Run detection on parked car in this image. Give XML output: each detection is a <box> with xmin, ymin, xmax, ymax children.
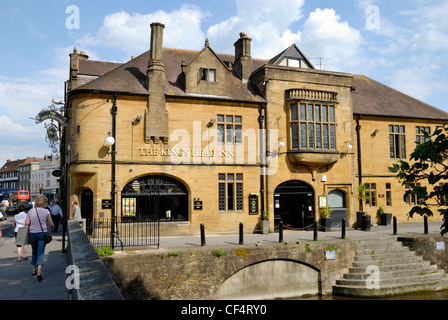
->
<box><xmin>5</xmin><ymin>205</ymin><xmax>17</xmax><ymax>216</ymax></box>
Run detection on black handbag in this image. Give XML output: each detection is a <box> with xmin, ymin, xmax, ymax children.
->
<box><xmin>35</xmin><ymin>208</ymin><xmax>52</xmax><ymax>244</ymax></box>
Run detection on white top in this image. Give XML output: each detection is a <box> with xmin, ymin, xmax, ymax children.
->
<box><xmin>14</xmin><ymin>212</ymin><xmax>28</xmax><ymax>232</ymax></box>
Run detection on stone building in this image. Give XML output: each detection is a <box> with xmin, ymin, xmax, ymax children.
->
<box><xmin>64</xmin><ymin>22</ymin><xmax>448</xmax><ymax>235</ymax></box>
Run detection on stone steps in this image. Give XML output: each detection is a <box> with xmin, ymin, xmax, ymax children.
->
<box><xmin>333</xmin><ymin>237</ymin><xmax>448</xmax><ymax>298</ymax></box>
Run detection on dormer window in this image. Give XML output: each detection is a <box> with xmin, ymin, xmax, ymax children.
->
<box><xmin>200</xmin><ymin>68</ymin><xmax>216</xmax><ymax>82</ymax></box>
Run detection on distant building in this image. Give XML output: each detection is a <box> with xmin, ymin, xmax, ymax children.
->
<box><xmin>29</xmin><ymin>157</ymin><xmax>60</xmax><ymax>203</ymax></box>
<box><xmin>0</xmin><ymin>158</ymin><xmax>43</xmax><ymax>202</ymax></box>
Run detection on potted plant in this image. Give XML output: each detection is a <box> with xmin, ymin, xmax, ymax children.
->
<box><xmin>320</xmin><ymin>205</ymin><xmax>332</xmax><ymax>232</ymax></box>
<box><xmin>262</xmin><ymin>210</ymin><xmax>270</xmax><ymax>234</ymax></box>
<box><xmin>378</xmin><ymin>206</ymin><xmax>393</xmax><ymax>226</ymax></box>
<box><xmin>356</xmin><ymin>183</ymin><xmax>370</xmax><ymax>229</ymax></box>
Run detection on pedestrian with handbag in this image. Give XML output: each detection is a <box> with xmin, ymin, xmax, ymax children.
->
<box><xmin>25</xmin><ymin>195</ymin><xmax>54</xmax><ymax>282</ymax></box>
<box><xmin>12</xmin><ymin>205</ymin><xmax>29</xmax><ymax>262</ymax></box>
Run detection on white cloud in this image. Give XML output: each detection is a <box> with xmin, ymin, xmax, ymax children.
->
<box><xmin>0</xmin><ymin>46</ymin><xmax>70</xmax><ymax>166</ymax></box>
<box><xmin>77</xmin><ymin>4</ymin><xmax>207</xmax><ymax>58</ymax></box>
<box><xmin>299</xmin><ymin>8</ymin><xmax>362</xmax><ymax>71</ymax></box>
<box><xmin>206</xmin><ymin>0</ymin><xmax>305</xmax><ymax>59</ymax></box>
<box><xmin>0</xmin><ymin>114</ymin><xmax>49</xmax><ymax>167</ymax></box>
<box><xmin>363</xmin><ymin>1</ymin><xmax>448</xmax><ymax>109</ymax></box>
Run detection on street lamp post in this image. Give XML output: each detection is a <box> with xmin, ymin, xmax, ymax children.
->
<box><xmin>109</xmin><ymin>94</ymin><xmax>118</xmax><ymax>249</ymax></box>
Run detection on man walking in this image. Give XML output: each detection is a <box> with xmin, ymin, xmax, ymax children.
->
<box><xmin>72</xmin><ymin>200</ymin><xmax>82</xmax><ymax>220</ymax></box>
<box><xmin>50</xmin><ymin>201</ymin><xmax>63</xmax><ymax>232</ymax></box>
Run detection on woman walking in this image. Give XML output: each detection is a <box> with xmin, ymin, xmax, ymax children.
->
<box><xmin>26</xmin><ymin>195</ymin><xmax>54</xmax><ymax>281</ymax></box>
<box><xmin>12</xmin><ymin>205</ymin><xmax>29</xmax><ymax>261</ymax></box>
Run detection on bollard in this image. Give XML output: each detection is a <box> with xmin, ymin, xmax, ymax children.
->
<box><xmin>239</xmin><ymin>222</ymin><xmax>244</xmax><ymax>245</ymax></box>
<box><xmin>424</xmin><ymin>216</ymin><xmax>428</xmax><ymax>234</ymax></box>
<box><xmin>279</xmin><ymin>221</ymin><xmax>284</xmax><ymax>243</ymax></box>
<box><xmin>313</xmin><ymin>220</ymin><xmax>318</xmax><ymax>241</ymax></box>
<box><xmin>200</xmin><ymin>224</ymin><xmax>206</xmax><ymax>246</ymax></box>
<box><xmin>393</xmin><ymin>216</ymin><xmax>397</xmax><ymax>235</ymax></box>
<box><xmin>341</xmin><ymin>218</ymin><xmax>346</xmax><ymax>239</ymax></box>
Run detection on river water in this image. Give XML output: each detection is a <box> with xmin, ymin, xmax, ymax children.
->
<box><xmin>291</xmin><ymin>290</ymin><xmax>448</xmax><ymax>300</ymax></box>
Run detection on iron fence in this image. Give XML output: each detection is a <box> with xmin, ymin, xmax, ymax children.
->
<box><xmin>86</xmin><ymin>217</ymin><xmax>159</xmax><ymax>249</ymax></box>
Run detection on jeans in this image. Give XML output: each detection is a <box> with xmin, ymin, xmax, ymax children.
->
<box><xmin>29</xmin><ymin>232</ymin><xmax>46</xmax><ymax>266</ymax></box>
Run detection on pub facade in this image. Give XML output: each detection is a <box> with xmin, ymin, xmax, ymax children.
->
<box><xmin>64</xmin><ymin>22</ymin><xmax>447</xmax><ymax>235</ymax></box>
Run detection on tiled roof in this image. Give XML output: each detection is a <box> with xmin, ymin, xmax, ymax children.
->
<box><xmin>352</xmin><ymin>75</ymin><xmax>448</xmax><ymax>120</ymax></box>
<box><xmin>0</xmin><ymin>158</ymin><xmax>43</xmax><ymax>173</ymax></box>
<box><xmin>78</xmin><ymin>60</ymin><xmax>123</xmax><ymax>77</ymax></box>
<box><xmin>69</xmin><ymin>48</ymin><xmax>448</xmax><ymax>120</ymax></box>
<box><xmin>71</xmin><ymin>48</ymin><xmax>266</xmax><ymax>103</ymax></box>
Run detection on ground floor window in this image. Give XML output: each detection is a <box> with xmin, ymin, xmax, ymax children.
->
<box><xmin>365</xmin><ymin>183</ymin><xmax>377</xmax><ymax>207</ymax></box>
<box><xmin>386</xmin><ymin>183</ymin><xmax>392</xmax><ymax>207</ymax></box>
<box><xmin>405</xmin><ymin>183</ymin><xmax>422</xmax><ymax>206</ymax></box>
<box><xmin>121</xmin><ymin>175</ymin><xmax>188</xmax><ymax>221</ymax></box>
<box><xmin>219</xmin><ymin>173</ymin><xmax>243</xmax><ymax>211</ymax></box>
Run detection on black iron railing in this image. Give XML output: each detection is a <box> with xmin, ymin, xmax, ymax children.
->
<box><xmin>86</xmin><ymin>217</ymin><xmax>159</xmax><ymax>249</ymax></box>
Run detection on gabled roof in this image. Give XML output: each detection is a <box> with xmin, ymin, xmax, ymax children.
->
<box><xmin>71</xmin><ymin>48</ymin><xmax>266</xmax><ymax>103</ymax></box>
<box><xmin>268</xmin><ymin>44</ymin><xmax>315</xmax><ymax>69</ymax></box>
<box><xmin>68</xmin><ymin>46</ymin><xmax>448</xmax><ymax>120</ymax></box>
<box><xmin>352</xmin><ymin>75</ymin><xmax>448</xmax><ymax>121</ymax></box>
<box><xmin>184</xmin><ymin>40</ymin><xmax>232</xmax><ymax>72</ymax></box>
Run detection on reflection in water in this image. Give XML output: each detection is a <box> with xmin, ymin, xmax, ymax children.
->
<box><xmin>290</xmin><ymin>290</ymin><xmax>448</xmax><ymax>300</ymax></box>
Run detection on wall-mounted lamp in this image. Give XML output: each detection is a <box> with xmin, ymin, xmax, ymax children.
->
<box><xmin>132</xmin><ymin>115</ymin><xmax>142</xmax><ymax>125</ymax></box>
<box><xmin>268</xmin><ymin>138</ymin><xmax>287</xmax><ymax>157</ymax></box>
<box><xmin>105</xmin><ymin>134</ymin><xmax>115</xmax><ymax>154</ymax></box>
<box><xmin>341</xmin><ymin>141</ymin><xmax>353</xmax><ymax>155</ymax></box>
<box><xmin>105</xmin><ymin>135</ymin><xmax>115</xmax><ymax>147</ymax></box>
<box><xmin>371</xmin><ymin>129</ymin><xmax>380</xmax><ymax>137</ymax></box>
<box><xmin>278</xmin><ymin>139</ymin><xmax>286</xmax><ymax>149</ymax></box>
<box><xmin>207</xmin><ymin>119</ymin><xmax>216</xmax><ymax>128</ymax></box>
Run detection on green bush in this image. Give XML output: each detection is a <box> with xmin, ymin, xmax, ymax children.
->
<box><xmin>212</xmin><ymin>248</ymin><xmax>227</xmax><ymax>258</ymax></box>
<box><xmin>95</xmin><ymin>246</ymin><xmax>114</xmax><ymax>257</ymax></box>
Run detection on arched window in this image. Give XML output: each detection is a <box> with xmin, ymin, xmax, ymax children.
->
<box><xmin>122</xmin><ymin>175</ymin><xmax>188</xmax><ymax>221</ymax></box>
<box><xmin>328</xmin><ymin>190</ymin><xmax>345</xmax><ymax>208</ymax></box>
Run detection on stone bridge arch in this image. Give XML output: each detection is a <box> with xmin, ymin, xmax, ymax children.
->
<box><xmin>103</xmin><ymin>241</ymin><xmax>356</xmax><ymax>300</ymax></box>
<box><xmin>217</xmin><ymin>259</ymin><xmax>321</xmax><ymax>300</ymax></box>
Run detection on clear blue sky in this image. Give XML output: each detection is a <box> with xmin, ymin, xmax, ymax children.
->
<box><xmin>0</xmin><ymin>0</ymin><xmax>447</xmax><ymax>166</ymax></box>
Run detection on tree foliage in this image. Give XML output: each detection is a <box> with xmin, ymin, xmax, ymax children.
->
<box><xmin>389</xmin><ymin>124</ymin><xmax>448</xmax><ymax>236</ymax></box>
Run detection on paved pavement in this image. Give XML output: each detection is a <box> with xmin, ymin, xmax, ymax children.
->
<box><xmin>0</xmin><ymin>219</ymin><xmax>69</xmax><ymax>300</ymax></box>
<box><xmin>0</xmin><ymin>215</ymin><xmax>445</xmax><ymax>300</ymax></box>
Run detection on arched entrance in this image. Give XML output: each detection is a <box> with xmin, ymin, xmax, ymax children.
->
<box><xmin>80</xmin><ymin>189</ymin><xmax>93</xmax><ymax>220</ymax></box>
<box><xmin>274</xmin><ymin>181</ymin><xmax>314</xmax><ymax>230</ymax></box>
<box><xmin>121</xmin><ymin>175</ymin><xmax>188</xmax><ymax>221</ymax></box>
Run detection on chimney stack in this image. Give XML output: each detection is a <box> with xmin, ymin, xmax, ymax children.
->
<box><xmin>234</xmin><ymin>32</ymin><xmax>253</xmax><ymax>83</ymax></box>
<box><xmin>145</xmin><ymin>22</ymin><xmax>169</xmax><ymax>144</ymax></box>
<box><xmin>68</xmin><ymin>47</ymin><xmax>89</xmax><ymax>91</ymax></box>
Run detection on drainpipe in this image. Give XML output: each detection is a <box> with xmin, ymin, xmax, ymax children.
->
<box><xmin>356</xmin><ymin>115</ymin><xmax>363</xmax><ymax>212</ymax></box>
<box><xmin>258</xmin><ymin>105</ymin><xmax>266</xmax><ymax>214</ymax></box>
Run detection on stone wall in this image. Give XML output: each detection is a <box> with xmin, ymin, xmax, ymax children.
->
<box><xmin>102</xmin><ymin>240</ymin><xmax>356</xmax><ymax>300</ymax></box>
<box><xmin>67</xmin><ymin>221</ymin><xmax>124</xmax><ymax>300</ymax></box>
<box><xmin>398</xmin><ymin>236</ymin><xmax>448</xmax><ymax>272</ymax></box>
